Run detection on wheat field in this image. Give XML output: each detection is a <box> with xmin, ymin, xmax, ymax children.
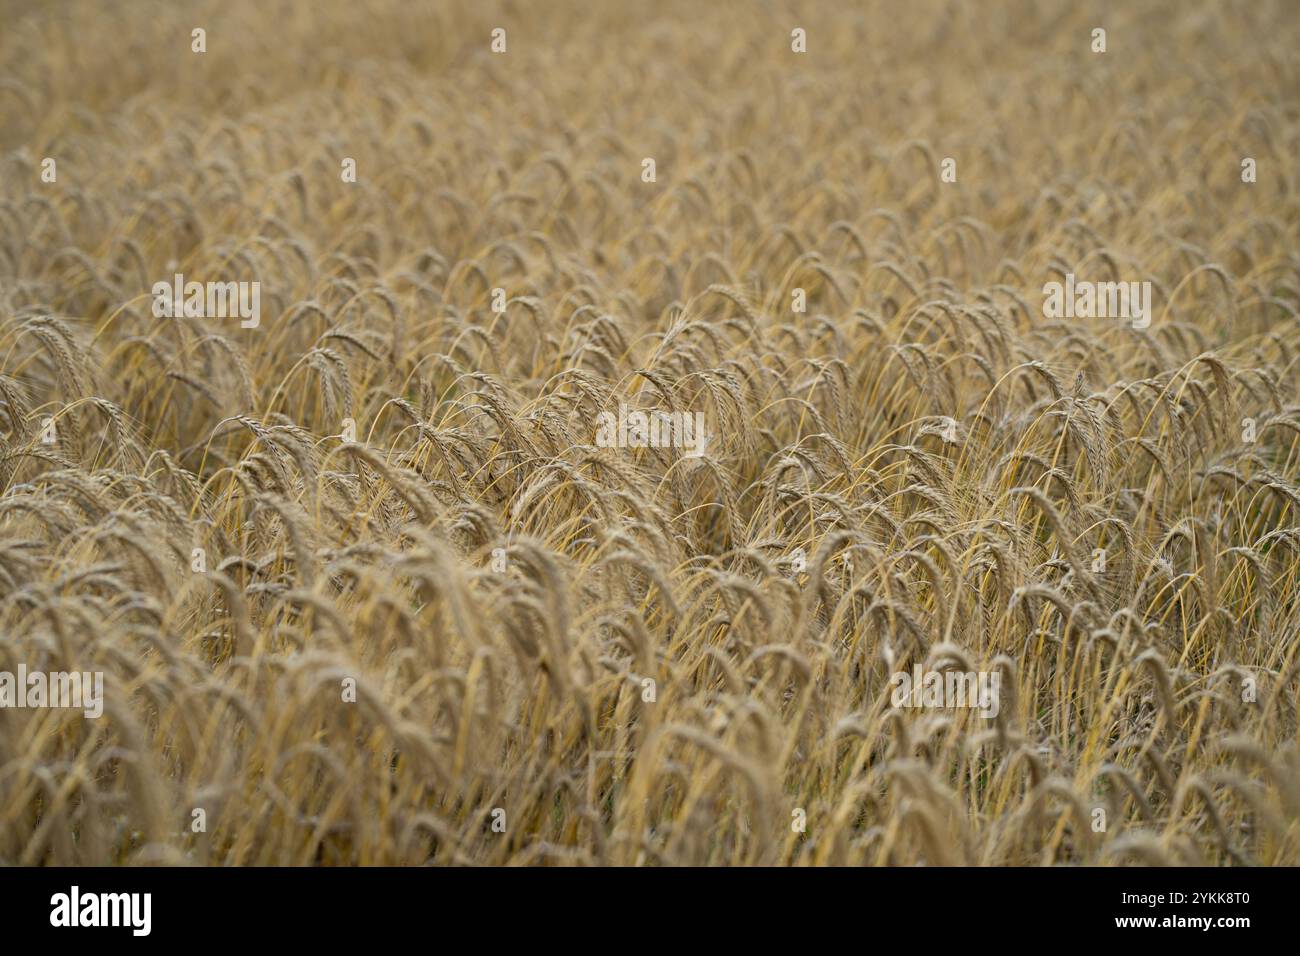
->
<box><xmin>0</xmin><ymin>0</ymin><xmax>1297</xmax><ymax>866</ymax></box>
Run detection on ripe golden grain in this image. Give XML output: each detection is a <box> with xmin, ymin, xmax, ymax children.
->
<box><xmin>0</xmin><ymin>0</ymin><xmax>1297</xmax><ymax>865</ymax></box>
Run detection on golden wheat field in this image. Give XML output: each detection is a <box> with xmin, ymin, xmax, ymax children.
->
<box><xmin>0</xmin><ymin>0</ymin><xmax>1297</xmax><ymax>867</ymax></box>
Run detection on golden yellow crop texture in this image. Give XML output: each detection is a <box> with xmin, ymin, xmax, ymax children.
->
<box><xmin>0</xmin><ymin>0</ymin><xmax>1296</xmax><ymax>865</ymax></box>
